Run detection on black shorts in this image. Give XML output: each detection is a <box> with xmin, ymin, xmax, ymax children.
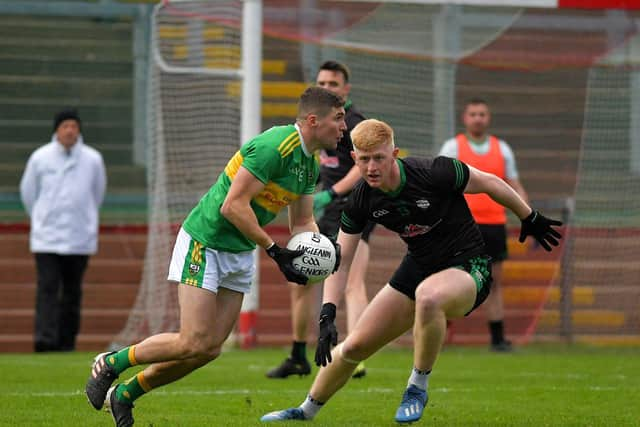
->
<box><xmin>478</xmin><ymin>224</ymin><xmax>508</xmax><ymax>262</ymax></box>
<box><xmin>317</xmin><ymin>197</ymin><xmax>375</xmax><ymax>243</ymax></box>
<box><xmin>389</xmin><ymin>252</ymin><xmax>493</xmax><ymax>316</ymax></box>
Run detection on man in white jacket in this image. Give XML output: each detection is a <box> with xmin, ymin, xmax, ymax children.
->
<box><xmin>20</xmin><ymin>108</ymin><xmax>106</xmax><ymax>352</ymax></box>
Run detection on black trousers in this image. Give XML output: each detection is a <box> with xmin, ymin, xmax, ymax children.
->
<box><xmin>33</xmin><ymin>253</ymin><xmax>89</xmax><ymax>352</ymax></box>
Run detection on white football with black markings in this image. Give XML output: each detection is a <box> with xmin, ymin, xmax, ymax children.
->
<box><xmin>286</xmin><ymin>232</ymin><xmax>336</xmax><ymax>284</ymax></box>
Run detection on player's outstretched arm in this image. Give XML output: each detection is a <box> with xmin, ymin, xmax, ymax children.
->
<box><xmin>323</xmin><ymin>230</ymin><xmax>359</xmax><ymax>305</ymax></box>
<box><xmin>465</xmin><ymin>165</ymin><xmax>531</xmax><ymax>219</ymax></box>
<box><xmin>314</xmin><ymin>231</ymin><xmax>359</xmax><ymax>366</ymax></box>
<box><xmin>465</xmin><ymin>165</ymin><xmax>562</xmax><ymax>251</ymax></box>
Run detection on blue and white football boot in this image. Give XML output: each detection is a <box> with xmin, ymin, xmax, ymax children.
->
<box><xmin>394</xmin><ymin>384</ymin><xmax>428</xmax><ymax>424</ymax></box>
<box><xmin>261</xmin><ymin>407</ymin><xmax>307</xmax><ymax>422</ymax></box>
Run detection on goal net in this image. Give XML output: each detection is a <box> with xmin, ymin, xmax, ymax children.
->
<box><xmin>112</xmin><ymin>0</ymin><xmax>245</xmax><ymax>347</ymax></box>
<box><xmin>114</xmin><ymin>0</ymin><xmax>640</xmax><ymax>348</ymax></box>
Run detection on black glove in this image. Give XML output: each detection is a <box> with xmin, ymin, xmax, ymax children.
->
<box><xmin>265</xmin><ymin>243</ymin><xmax>308</xmax><ymax>285</ymax></box>
<box><xmin>327</xmin><ymin>235</ymin><xmax>341</xmax><ymax>273</ymax></box>
<box><xmin>519</xmin><ymin>210</ymin><xmax>563</xmax><ymax>251</ymax></box>
<box><xmin>314</xmin><ymin>303</ymin><xmax>338</xmax><ymax>367</ymax></box>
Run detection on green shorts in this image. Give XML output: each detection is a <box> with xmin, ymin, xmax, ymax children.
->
<box><xmin>452</xmin><ymin>255</ymin><xmax>493</xmax><ymax>315</ymax></box>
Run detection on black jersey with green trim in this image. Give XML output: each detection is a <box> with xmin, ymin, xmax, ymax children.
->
<box><xmin>341</xmin><ymin>156</ymin><xmax>484</xmax><ymax>267</ymax></box>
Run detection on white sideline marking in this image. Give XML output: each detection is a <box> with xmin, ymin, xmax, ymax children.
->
<box><xmin>515</xmin><ymin>372</ymin><xmax>587</xmax><ymax>379</ymax></box>
<box><xmin>248</xmin><ymin>365</ymin><xmax>632</xmax><ymax>382</ymax></box>
<box><xmin>2</xmin><ymin>388</ymin><xmax>395</xmax><ymax>397</ymax></box>
<box><xmin>248</xmin><ymin>364</ymin><xmax>409</xmax><ymax>375</ymax></box>
<box><xmin>2</xmin><ymin>385</ymin><xmax>621</xmax><ymax>398</ymax></box>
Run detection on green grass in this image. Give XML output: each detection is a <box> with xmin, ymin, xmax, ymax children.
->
<box><xmin>0</xmin><ymin>345</ymin><xmax>638</xmax><ymax>426</ymax></box>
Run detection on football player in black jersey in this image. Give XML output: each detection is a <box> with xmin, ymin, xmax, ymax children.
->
<box><xmin>261</xmin><ymin>119</ymin><xmax>562</xmax><ymax>424</ymax></box>
<box><xmin>267</xmin><ymin>61</ymin><xmax>374</xmax><ymax>379</ymax></box>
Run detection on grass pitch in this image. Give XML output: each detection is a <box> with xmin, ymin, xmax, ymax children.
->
<box><xmin>0</xmin><ymin>345</ymin><xmax>638</xmax><ymax>426</ymax></box>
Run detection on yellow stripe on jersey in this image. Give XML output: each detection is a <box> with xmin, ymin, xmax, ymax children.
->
<box><xmin>224</xmin><ymin>151</ymin><xmax>244</xmax><ymax>179</ymax></box>
<box><xmin>279</xmin><ymin>135</ymin><xmax>300</xmax><ymax>156</ymax></box>
<box><xmin>277</xmin><ymin>131</ymin><xmax>298</xmax><ymax>152</ymax></box>
<box><xmin>254</xmin><ymin>181</ymin><xmax>300</xmax><ymax>214</ymax></box>
<box><xmin>281</xmin><ymin>139</ymin><xmax>301</xmax><ymax>158</ymax></box>
<box><xmin>278</xmin><ymin>131</ymin><xmax>300</xmax><ymax>155</ymax></box>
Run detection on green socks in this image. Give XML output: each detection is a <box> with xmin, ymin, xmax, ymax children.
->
<box><xmin>115</xmin><ymin>372</ymin><xmax>151</xmax><ymax>404</ymax></box>
<box><xmin>104</xmin><ymin>346</ymin><xmax>150</xmax><ymax>405</ymax></box>
<box><xmin>105</xmin><ymin>346</ymin><xmax>138</xmax><ymax>375</ymax></box>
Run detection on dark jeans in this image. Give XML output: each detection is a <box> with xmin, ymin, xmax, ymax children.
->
<box><xmin>33</xmin><ymin>253</ymin><xmax>89</xmax><ymax>352</ymax></box>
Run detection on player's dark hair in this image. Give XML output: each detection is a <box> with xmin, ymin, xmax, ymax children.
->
<box><xmin>297</xmin><ymin>86</ymin><xmax>344</xmax><ymax>119</ymax></box>
<box><xmin>464</xmin><ymin>98</ymin><xmax>489</xmax><ymax>110</ymax></box>
<box><xmin>319</xmin><ymin>60</ymin><xmax>351</xmax><ymax>83</ymax></box>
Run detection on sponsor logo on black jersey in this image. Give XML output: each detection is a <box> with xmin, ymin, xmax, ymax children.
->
<box><xmin>372</xmin><ymin>209</ymin><xmax>390</xmax><ymax>218</ymax></box>
<box><xmin>399</xmin><ymin>219</ymin><xmax>442</xmax><ymax>238</ymax></box>
<box><xmin>416</xmin><ymin>199</ymin><xmax>430</xmax><ymax>209</ymax></box>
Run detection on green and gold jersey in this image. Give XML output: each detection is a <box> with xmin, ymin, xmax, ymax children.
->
<box><xmin>182</xmin><ymin>124</ymin><xmax>319</xmax><ymax>253</ymax></box>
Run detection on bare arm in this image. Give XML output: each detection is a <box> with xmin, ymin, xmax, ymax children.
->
<box><xmin>505</xmin><ymin>177</ymin><xmax>528</xmax><ymax>204</ymax></box>
<box><xmin>288</xmin><ymin>194</ymin><xmax>319</xmax><ymax>235</ymax></box>
<box><xmin>314</xmin><ymin>228</ymin><xmax>361</xmax><ymax>366</ymax></box>
<box><xmin>465</xmin><ymin>166</ymin><xmax>532</xmax><ymax>220</ymax></box>
<box><xmin>322</xmin><ymin>230</ymin><xmax>360</xmax><ymax>305</ymax></box>
<box><xmin>220</xmin><ymin>166</ymin><xmax>274</xmax><ymax>249</ymax></box>
<box><xmin>331</xmin><ymin>165</ymin><xmax>362</xmax><ymax>196</ymax></box>
<box><xmin>467</xmin><ymin>166</ymin><xmax>562</xmax><ymax>251</ymax></box>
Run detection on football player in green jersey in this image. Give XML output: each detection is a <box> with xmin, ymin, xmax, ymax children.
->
<box><xmin>85</xmin><ymin>87</ymin><xmax>346</xmax><ymax>427</ymax></box>
<box><xmin>261</xmin><ymin>119</ymin><xmax>562</xmax><ymax>424</ymax></box>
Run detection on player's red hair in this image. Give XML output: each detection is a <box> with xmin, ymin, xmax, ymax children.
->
<box><xmin>351</xmin><ymin>119</ymin><xmax>394</xmax><ymax>151</ymax></box>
